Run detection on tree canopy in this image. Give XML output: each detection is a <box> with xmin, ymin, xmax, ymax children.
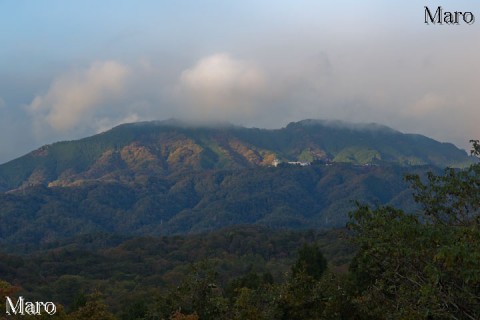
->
<box><xmin>348</xmin><ymin>140</ymin><xmax>480</xmax><ymax>319</ymax></box>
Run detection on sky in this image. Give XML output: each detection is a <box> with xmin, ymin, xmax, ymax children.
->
<box><xmin>1</xmin><ymin>1</ymin><xmax>479</xmax><ymax>164</ymax></box>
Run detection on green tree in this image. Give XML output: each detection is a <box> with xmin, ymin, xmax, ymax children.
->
<box><xmin>119</xmin><ymin>300</ymin><xmax>147</xmax><ymax>320</ymax></box>
<box><xmin>232</xmin><ymin>286</ymin><xmax>278</xmax><ymax>320</ymax></box>
<box><xmin>291</xmin><ymin>243</ymin><xmax>327</xmax><ymax>281</ymax></box>
<box><xmin>275</xmin><ymin>268</ymin><xmax>326</xmax><ymax>320</ymax></box>
<box><xmin>150</xmin><ymin>261</ymin><xmax>229</xmax><ymax>320</ymax></box>
<box><xmin>270</xmin><ymin>244</ymin><xmax>329</xmax><ymax>320</ymax></box>
<box><xmin>348</xmin><ymin>140</ymin><xmax>480</xmax><ymax>319</ymax></box>
<box><xmin>68</xmin><ymin>291</ymin><xmax>116</xmax><ymax>320</ymax></box>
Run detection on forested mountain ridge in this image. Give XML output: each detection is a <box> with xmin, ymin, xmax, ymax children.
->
<box><xmin>0</xmin><ymin>119</ymin><xmax>473</xmax><ymax>192</ymax></box>
<box><xmin>0</xmin><ymin>162</ymin><xmax>422</xmax><ymax>247</ymax></box>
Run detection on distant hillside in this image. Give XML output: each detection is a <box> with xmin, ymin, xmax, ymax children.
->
<box><xmin>0</xmin><ymin>119</ymin><xmax>473</xmax><ymax>191</ymax></box>
<box><xmin>0</xmin><ymin>161</ymin><xmax>430</xmax><ymax>246</ymax></box>
<box><xmin>0</xmin><ymin>226</ymin><xmax>353</xmax><ymax>315</ymax></box>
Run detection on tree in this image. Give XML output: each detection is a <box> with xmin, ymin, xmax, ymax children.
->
<box><xmin>68</xmin><ymin>291</ymin><xmax>116</xmax><ymax>320</ymax></box>
<box><xmin>169</xmin><ymin>310</ymin><xmax>199</xmax><ymax>320</ymax></box>
<box><xmin>404</xmin><ymin>140</ymin><xmax>480</xmax><ymax>227</ymax></box>
<box><xmin>232</xmin><ymin>287</ymin><xmax>277</xmax><ymax>320</ymax></box>
<box><xmin>0</xmin><ymin>279</ymin><xmax>20</xmax><ymax>316</ymax></box>
<box><xmin>267</xmin><ymin>244</ymin><xmax>329</xmax><ymax>320</ymax></box>
<box><xmin>348</xmin><ymin>140</ymin><xmax>480</xmax><ymax>319</ymax></box>
<box><xmin>150</xmin><ymin>261</ymin><xmax>229</xmax><ymax>320</ymax></box>
<box><xmin>291</xmin><ymin>243</ymin><xmax>327</xmax><ymax>281</ymax></box>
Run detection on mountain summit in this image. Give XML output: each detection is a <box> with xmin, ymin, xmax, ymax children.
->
<box><xmin>0</xmin><ymin>119</ymin><xmax>472</xmax><ymax>192</ymax></box>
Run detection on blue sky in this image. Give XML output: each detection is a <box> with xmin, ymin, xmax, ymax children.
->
<box><xmin>1</xmin><ymin>1</ymin><xmax>480</xmax><ymax>163</ymax></box>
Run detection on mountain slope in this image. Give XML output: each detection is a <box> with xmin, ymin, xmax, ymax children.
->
<box><xmin>0</xmin><ymin>119</ymin><xmax>473</xmax><ymax>191</ymax></box>
<box><xmin>0</xmin><ymin>162</ymin><xmax>422</xmax><ymax>247</ymax></box>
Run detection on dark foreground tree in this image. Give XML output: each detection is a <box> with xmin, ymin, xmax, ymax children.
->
<box><xmin>348</xmin><ymin>140</ymin><xmax>480</xmax><ymax>319</ymax></box>
<box><xmin>69</xmin><ymin>291</ymin><xmax>116</xmax><ymax>320</ymax></box>
<box><xmin>291</xmin><ymin>243</ymin><xmax>328</xmax><ymax>281</ymax></box>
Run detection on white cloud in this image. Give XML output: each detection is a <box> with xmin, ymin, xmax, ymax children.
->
<box><xmin>176</xmin><ymin>53</ymin><xmax>268</xmax><ymax>122</ymax></box>
<box><xmin>28</xmin><ymin>61</ymin><xmax>129</xmax><ymax>132</ymax></box>
<box><xmin>94</xmin><ymin>113</ymin><xmax>141</xmax><ymax>134</ymax></box>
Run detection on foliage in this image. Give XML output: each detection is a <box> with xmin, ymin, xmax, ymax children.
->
<box><xmin>169</xmin><ymin>310</ymin><xmax>199</xmax><ymax>320</ymax></box>
<box><xmin>0</xmin><ymin>226</ymin><xmax>352</xmax><ymax>318</ymax></box>
<box><xmin>160</xmin><ymin>261</ymin><xmax>229</xmax><ymax>320</ymax></box>
<box><xmin>67</xmin><ymin>291</ymin><xmax>116</xmax><ymax>320</ymax></box>
<box><xmin>404</xmin><ymin>141</ymin><xmax>480</xmax><ymax>226</ymax></box>
<box><xmin>348</xmin><ymin>141</ymin><xmax>480</xmax><ymax>319</ymax></box>
<box><xmin>291</xmin><ymin>243</ymin><xmax>327</xmax><ymax>280</ymax></box>
<box><xmin>143</xmin><ymin>249</ymin><xmax>354</xmax><ymax>320</ymax></box>
<box><xmin>0</xmin><ymin>279</ymin><xmax>20</xmax><ymax>316</ymax></box>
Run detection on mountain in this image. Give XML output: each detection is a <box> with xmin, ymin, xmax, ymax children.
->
<box><xmin>0</xmin><ymin>119</ymin><xmax>473</xmax><ymax>192</ymax></box>
<box><xmin>0</xmin><ymin>119</ymin><xmax>475</xmax><ymax>246</ymax></box>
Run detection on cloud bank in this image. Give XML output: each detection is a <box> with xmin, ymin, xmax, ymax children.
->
<box><xmin>175</xmin><ymin>53</ymin><xmax>268</xmax><ymax>123</ymax></box>
<box><xmin>19</xmin><ymin>48</ymin><xmax>480</xmax><ymax>153</ymax></box>
<box><xmin>2</xmin><ymin>44</ymin><xmax>479</xmax><ymax>164</ymax></box>
<box><xmin>28</xmin><ymin>61</ymin><xmax>130</xmax><ymax>134</ymax></box>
